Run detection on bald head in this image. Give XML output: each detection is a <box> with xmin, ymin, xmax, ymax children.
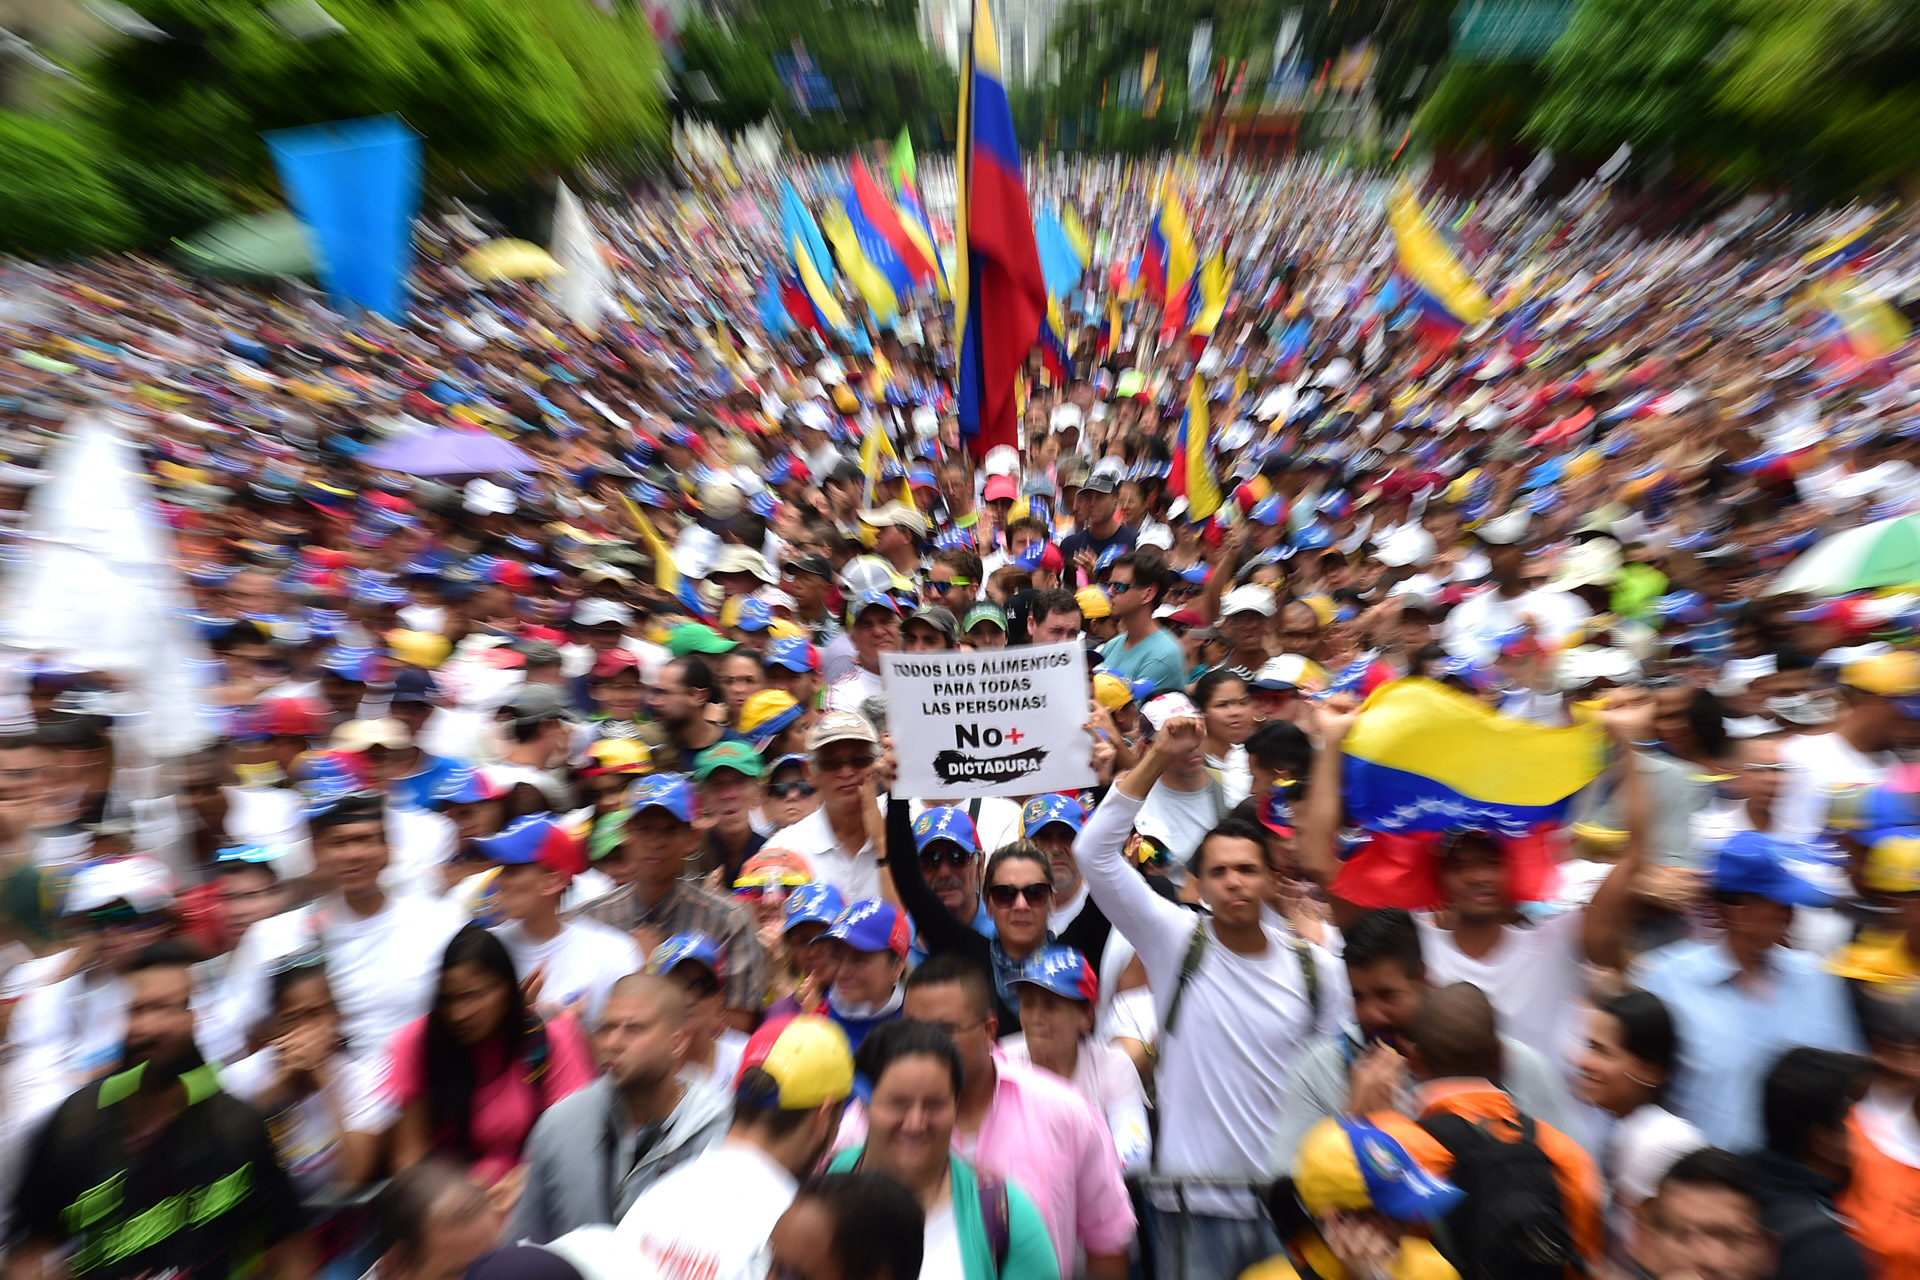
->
<box><xmin>1406</xmin><ymin>981</ymin><xmax>1500</xmax><ymax>1082</ymax></box>
<box><xmin>605</xmin><ymin>971</ymin><xmax>689</xmax><ymax>1027</ymax></box>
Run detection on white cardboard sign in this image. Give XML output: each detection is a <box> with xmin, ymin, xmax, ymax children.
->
<box><xmin>881</xmin><ymin>641</ymin><xmax>1097</xmax><ymax>798</ymax></box>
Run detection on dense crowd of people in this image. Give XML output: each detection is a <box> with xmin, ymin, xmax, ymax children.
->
<box><xmin>0</xmin><ymin>148</ymin><xmax>1918</xmax><ymax>1280</ymax></box>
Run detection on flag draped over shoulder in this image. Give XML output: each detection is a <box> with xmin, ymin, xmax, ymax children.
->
<box><xmin>1387</xmin><ymin>178</ymin><xmax>1489</xmax><ymax>337</ymax></box>
<box><xmin>954</xmin><ymin>0</ymin><xmax>1046</xmax><ymax>459</ymax></box>
<box><xmin>1341</xmin><ymin>678</ymin><xmax>1605</xmax><ymax>836</ymax></box>
<box><xmin>781</xmin><ymin>181</ymin><xmax>848</xmax><ymax>335</ymax></box>
<box><xmin>1171</xmin><ymin>374</ymin><xmax>1221</xmax><ymax>520</ymax></box>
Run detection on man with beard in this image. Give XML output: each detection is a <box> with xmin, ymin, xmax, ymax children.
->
<box><xmin>9</xmin><ymin>941</ymin><xmax>308</xmax><ymax>1279</ymax></box>
<box><xmin>1265</xmin><ymin>907</ymin><xmax>1577</xmax><ymax>1172</ymax></box>
<box><xmin>615</xmin><ymin>1015</ymin><xmax>854</xmax><ymax>1280</ymax></box>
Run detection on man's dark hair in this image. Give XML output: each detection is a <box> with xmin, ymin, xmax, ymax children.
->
<box><xmin>1191</xmin><ymin>814</ymin><xmax>1270</xmax><ymax>876</ymax></box>
<box><xmin>1762</xmin><ymin>1046</ymin><xmax>1866</xmax><ymax>1160</ymax></box>
<box><xmin>1656</xmin><ymin>1147</ymin><xmax>1762</xmax><ymax>1215</ymax></box>
<box><xmin>1028</xmin><ymin>587</ymin><xmax>1081</xmax><ymax>629</ymax></box>
<box><xmin>1246</xmin><ymin>721</ymin><xmax>1313</xmax><ymax>781</ymax></box>
<box><xmin>371</xmin><ymin>1158</ymin><xmax>489</xmax><ymax>1268</ymax></box>
<box><xmin>1110</xmin><ymin>548</ymin><xmax>1170</xmax><ymax>610</ymax></box>
<box><xmin>125</xmin><ymin>939</ymin><xmax>201</xmax><ymax>974</ymax></box>
<box><xmin>1407</xmin><ymin>982</ymin><xmax>1501</xmax><ymax>1081</ymax></box>
<box><xmin>666</xmin><ymin>655</ymin><xmax>717</xmax><ymax>705</ymax></box>
<box><xmin>856</xmin><ymin>1018</ymin><xmax>965</xmax><ymax>1099</ymax></box>
<box><xmin>904</xmin><ymin>952</ymin><xmax>993</xmax><ymax>1018</ymax></box>
<box><xmin>1344</xmin><ymin>909</ymin><xmax>1425</xmax><ymax>982</ymax></box>
<box><xmin>794</xmin><ymin>1172</ymin><xmax>926</xmax><ymax>1280</ymax></box>
<box><xmin>931</xmin><ymin>547</ymin><xmax>983</xmax><ymax>584</ymax></box>
<box><xmin>1005</xmin><ymin>516</ymin><xmax>1047</xmax><ymax>540</ymax></box>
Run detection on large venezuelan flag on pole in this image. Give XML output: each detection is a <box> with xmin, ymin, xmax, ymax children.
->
<box><xmin>954</xmin><ymin>0</ymin><xmax>1046</xmax><ymax>459</ymax></box>
<box><xmin>1341</xmin><ymin>678</ymin><xmax>1604</xmax><ymax>836</ymax></box>
<box><xmin>1386</xmin><ymin>178</ymin><xmax>1489</xmax><ymax>339</ymax></box>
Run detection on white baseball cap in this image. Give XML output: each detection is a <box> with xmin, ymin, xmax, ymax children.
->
<box><xmin>1221</xmin><ymin>584</ymin><xmax>1278</xmax><ymax>618</ymax></box>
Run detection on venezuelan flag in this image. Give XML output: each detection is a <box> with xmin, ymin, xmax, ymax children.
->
<box><xmin>1040</xmin><ymin>297</ymin><xmax>1072</xmax><ymax>386</ymax></box>
<box><xmin>1802</xmin><ymin>215</ymin><xmax>1878</xmax><ymax>273</ymax></box>
<box><xmin>954</xmin><ymin>0</ymin><xmax>1046</xmax><ymax>458</ymax></box>
<box><xmin>851</xmin><ymin>157</ymin><xmax>934</xmax><ymax>283</ymax></box>
<box><xmin>1098</xmin><ymin>297</ymin><xmax>1121</xmax><ymax>357</ymax></box>
<box><xmin>780</xmin><ymin>181</ymin><xmax>848</xmax><ymax>335</ymax></box>
<box><xmin>820</xmin><ymin>195</ymin><xmax>909</xmax><ymax>325</ymax></box>
<box><xmin>1171</xmin><ymin>374</ymin><xmax>1222</xmax><ymax>521</ymax></box>
<box><xmin>1142</xmin><ymin>180</ymin><xmax>1199</xmax><ymax>330</ymax></box>
<box><xmin>1819</xmin><ymin>273</ymin><xmax>1909</xmax><ymax>363</ymax></box>
<box><xmin>1386</xmin><ymin>178</ymin><xmax>1488</xmax><ymax>339</ymax></box>
<box><xmin>1341</xmin><ymin>678</ymin><xmax>1604</xmax><ymax>837</ymax></box>
<box><xmin>858</xmin><ymin>419</ymin><xmax>914</xmax><ymax>507</ymax></box>
<box><xmin>1036</xmin><ymin>206</ymin><xmax>1086</xmax><ymax>301</ymax></box>
<box><xmin>1188</xmin><ymin>248</ymin><xmax>1229</xmax><ymax>352</ymax></box>
<box><xmin>756</xmin><ymin>274</ymin><xmax>794</xmax><ymax>339</ymax></box>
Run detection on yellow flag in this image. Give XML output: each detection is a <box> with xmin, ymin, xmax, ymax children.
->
<box><xmin>617</xmin><ymin>492</ymin><xmax>681</xmax><ymax>595</ymax></box>
<box><xmin>858</xmin><ymin>420</ymin><xmax>914</xmax><ymax>508</ymax></box>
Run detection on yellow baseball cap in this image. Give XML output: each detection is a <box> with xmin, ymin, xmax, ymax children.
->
<box><xmin>1076</xmin><ymin>586</ymin><xmax>1112</xmax><ymax>620</ymax></box>
<box><xmin>734</xmin><ymin>1015</ymin><xmax>854</xmax><ymax>1108</ymax></box>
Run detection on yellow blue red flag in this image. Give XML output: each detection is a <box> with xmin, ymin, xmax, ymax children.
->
<box><xmin>1387</xmin><ymin>178</ymin><xmax>1489</xmax><ymax>337</ymax></box>
<box><xmin>1171</xmin><ymin>375</ymin><xmax>1221</xmax><ymax>521</ymax></box>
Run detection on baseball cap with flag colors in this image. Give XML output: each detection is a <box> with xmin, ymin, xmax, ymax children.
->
<box><xmin>1292</xmin><ymin>1116</ymin><xmax>1465</xmax><ymax>1223</ymax></box>
<box><xmin>1011</xmin><ymin>945</ymin><xmax>1099</xmax><ymax>1003</ymax></box>
<box><xmin>825</xmin><ymin>898</ymin><xmax>911</xmax><ymax>956</ymax></box>
<box><xmin>734</xmin><ymin>1015</ymin><xmax>855</xmax><ymax>1108</ymax></box>
<box><xmin>913</xmin><ymin>806</ymin><xmax>980</xmax><ymax>854</ymax></box>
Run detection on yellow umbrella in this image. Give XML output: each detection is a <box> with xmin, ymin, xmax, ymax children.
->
<box><xmin>462</xmin><ymin>239</ymin><xmax>566</xmax><ymax>281</ymax></box>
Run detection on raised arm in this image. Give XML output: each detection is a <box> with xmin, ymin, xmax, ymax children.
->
<box><xmin>1077</xmin><ymin>717</ymin><xmax>1207</xmax><ymax>976</ymax></box>
<box><xmin>1198</xmin><ymin>524</ymin><xmax>1249</xmax><ymax>625</ymax></box>
<box><xmin>884</xmin><ymin>795</ymin><xmax>991</xmax><ymax>964</ymax></box>
<box><xmin>1584</xmin><ymin>688</ymin><xmax>1655</xmax><ymax>972</ymax></box>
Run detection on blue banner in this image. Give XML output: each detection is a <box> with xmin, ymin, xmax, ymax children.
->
<box><xmin>266</xmin><ymin>116</ymin><xmax>421</xmax><ymax>320</ymax></box>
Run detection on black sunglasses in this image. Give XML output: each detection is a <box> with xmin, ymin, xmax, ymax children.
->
<box><xmin>766</xmin><ymin>779</ymin><xmax>816</xmax><ymax>799</ymax></box>
<box><xmin>919</xmin><ymin>845</ymin><xmax>974</xmax><ymax>871</ymax></box>
<box><xmin>987</xmin><ymin>882</ymin><xmax>1054</xmax><ymax>907</ymax></box>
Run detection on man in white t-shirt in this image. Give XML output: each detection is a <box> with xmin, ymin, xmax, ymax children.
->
<box><xmin>1134</xmin><ymin>692</ymin><xmax>1228</xmax><ymax>875</ymax></box>
<box><xmin>824</xmin><ymin>592</ymin><xmax>902</xmax><ymax>714</ymax></box>
<box><xmin>616</xmin><ymin>1015</ymin><xmax>855</xmax><ymax>1280</ymax></box>
<box><xmin>483</xmin><ymin>813</ymin><xmax>642</xmax><ymax>1025</ymax></box>
<box><xmin>211</xmin><ymin>792</ymin><xmax>465</xmax><ymax>1067</ymax></box>
<box><xmin>1299</xmin><ymin>691</ymin><xmax>1650</xmax><ymax>1067</ymax></box>
<box><xmin>1774</xmin><ymin>653</ymin><xmax>1920</xmax><ymax>839</ymax></box>
<box><xmin>1441</xmin><ymin>511</ymin><xmax>1592</xmax><ymax>664</ymax></box>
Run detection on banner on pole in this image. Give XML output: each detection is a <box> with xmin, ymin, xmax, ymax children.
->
<box><xmin>265</xmin><ymin>115</ymin><xmax>421</xmax><ymax>321</ymax></box>
<box><xmin>882</xmin><ymin>642</ymin><xmax>1095</xmax><ymax>797</ymax></box>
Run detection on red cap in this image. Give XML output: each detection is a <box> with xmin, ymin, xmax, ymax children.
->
<box><xmin>591</xmin><ymin>649</ymin><xmax>643</xmax><ymax>680</ymax></box>
<box><xmin>488</xmin><ymin>560</ymin><xmax>533</xmax><ymax>593</ymax></box>
<box><xmin>984</xmin><ymin>475</ymin><xmax>1018</xmax><ymax>503</ymax></box>
<box><xmin>1164</xmin><ymin>608</ymin><xmax>1208</xmax><ymax>628</ymax></box>
<box><xmin>257</xmin><ymin>697</ymin><xmax>327</xmax><ymax>739</ymax></box>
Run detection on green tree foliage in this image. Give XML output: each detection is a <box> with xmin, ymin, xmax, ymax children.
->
<box><xmin>84</xmin><ymin>0</ymin><xmax>663</xmax><ymax>193</ymax></box>
<box><xmin>1415</xmin><ymin>60</ymin><xmax>1545</xmax><ymax>149</ymax></box>
<box><xmin>0</xmin><ymin>111</ymin><xmax>136</xmax><ymax>256</ymax></box>
<box><xmin>678</xmin><ymin>16</ymin><xmax>783</xmax><ymax>135</ymax></box>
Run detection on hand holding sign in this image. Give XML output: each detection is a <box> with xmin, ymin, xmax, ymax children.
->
<box><xmin>882</xmin><ymin>641</ymin><xmax>1097</xmax><ymax>798</ymax></box>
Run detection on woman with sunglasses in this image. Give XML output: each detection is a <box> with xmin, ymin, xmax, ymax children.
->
<box><xmin>757</xmin><ymin>753</ymin><xmax>821</xmax><ymax>832</ymax></box>
<box><xmin>883</xmin><ymin>797</ymin><xmax>1058</xmax><ymax>1034</ymax></box>
<box><xmin>388</xmin><ymin>924</ymin><xmax>595</xmax><ymax>1188</ymax></box>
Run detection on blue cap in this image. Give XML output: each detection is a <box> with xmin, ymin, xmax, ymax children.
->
<box><xmin>1014</xmin><ymin>542</ymin><xmax>1055</xmax><ymax>572</ymax></box>
<box><xmin>912</xmin><ymin>805</ymin><xmax>980</xmax><ymax>854</ymax></box>
<box><xmin>431</xmin><ymin>765</ymin><xmax>494</xmax><ymax>807</ymax></box>
<box><xmin>1290</xmin><ymin>522</ymin><xmax>1335</xmax><ymax>552</ymax></box>
<box><xmin>351</xmin><ymin>581</ymin><xmax>409</xmax><ymax>607</ymax></box>
<box><xmin>766</xmin><ymin>638</ymin><xmax>821</xmax><ymax>674</ymax></box>
<box><xmin>626</xmin><ymin>774</ymin><xmax>697</xmax><ymax>824</ymax></box>
<box><xmin>781</xmin><ymin>883</ymin><xmax>845</xmax><ymax>933</ymax></box>
<box><xmin>649</xmin><ymin>931</ymin><xmax>725</xmax><ymax>978</ymax></box>
<box><xmin>1021</xmin><ymin>793</ymin><xmax>1086</xmax><ymax>840</ymax></box>
<box><xmin>908</xmin><ymin>464</ymin><xmax>938</xmax><ymax>488</ymax></box>
<box><xmin>474</xmin><ymin>814</ymin><xmax>574</xmax><ymax>870</ymax></box>
<box><xmin>318</xmin><ymin>646</ymin><xmax>379</xmax><ymax>682</ymax></box>
<box><xmin>767</xmin><ymin>751</ymin><xmax>810</xmax><ymax>776</ymax></box>
<box><xmin>1096</xmin><ymin>544</ymin><xmax>1125</xmax><ymax>570</ymax></box>
<box><xmin>1251</xmin><ymin>494</ymin><xmax>1287</xmax><ymax>526</ymax></box>
<box><xmin>1010</xmin><ymin>944</ymin><xmax>1098</xmax><ymax>1002</ymax></box>
<box><xmin>846</xmin><ymin>589</ymin><xmax>901</xmax><ymax>627</ymax></box>
<box><xmin>766</xmin><ymin>455</ymin><xmax>801</xmax><ymax>486</ymax></box>
<box><xmin>390</xmin><ymin>667</ymin><xmax>440</xmax><ymax>705</ymax></box>
<box><xmin>1713</xmin><ymin>831</ymin><xmax>1834</xmax><ymax>907</ymax></box>
<box><xmin>1336</xmin><ymin>1116</ymin><xmax>1467</xmax><ymax>1223</ymax></box>
<box><xmin>733</xmin><ymin>599</ymin><xmax>774</xmax><ymax>631</ymax></box>
<box><xmin>824</xmin><ymin>898</ymin><xmax>910</xmax><ymax>956</ymax></box>
<box><xmin>1177</xmin><ymin>562</ymin><xmax>1210</xmax><ymax>585</ymax></box>
<box><xmin>1654</xmin><ymin>590</ymin><xmax>1711</xmax><ymax>623</ymax></box>
<box><xmin>214</xmin><ymin>844</ymin><xmax>280</xmax><ymax>865</ymax></box>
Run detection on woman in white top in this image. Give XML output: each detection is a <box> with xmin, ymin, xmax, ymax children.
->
<box><xmin>1195</xmin><ymin>671</ymin><xmax>1255</xmax><ymax>807</ymax></box>
<box><xmin>1573</xmin><ymin>989</ymin><xmax>1706</xmax><ymax>1270</ymax></box>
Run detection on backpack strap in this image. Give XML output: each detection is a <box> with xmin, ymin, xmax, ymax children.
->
<box><xmin>1286</xmin><ymin>933</ymin><xmax>1320</xmax><ymax>1023</ymax></box>
<box><xmin>978</xmin><ymin>1174</ymin><xmax>1012</xmax><ymax>1279</ymax></box>
<box><xmin>1162</xmin><ymin>922</ymin><xmax>1210</xmax><ymax>1040</ymax></box>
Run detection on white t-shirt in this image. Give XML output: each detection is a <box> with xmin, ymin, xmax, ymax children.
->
<box><xmin>1443</xmin><ymin>585</ymin><xmax>1592</xmax><ymax>664</ymax></box>
<box><xmin>1207</xmin><ymin>746</ymin><xmax>1252</xmax><ymax>808</ymax></box>
<box><xmin>491</xmin><ymin>917</ymin><xmax>643</xmax><ymax>1024</ymax></box>
<box><xmin>683</xmin><ymin>1028</ymin><xmax>749</xmax><ymax>1093</ymax></box>
<box><xmin>220</xmin><ymin>1046</ymin><xmax>390</xmax><ymax>1198</ymax></box>
<box><xmin>1136</xmin><ymin>776</ymin><xmax>1226</xmax><ymax>872</ymax></box>
<box><xmin>213</xmin><ymin>893</ymin><xmax>467</xmax><ymax>1066</ymax></box>
<box><xmin>224</xmin><ymin>785</ymin><xmax>314</xmax><ymax>879</ymax></box>
<box><xmin>1607</xmin><ymin>1103</ymin><xmax>1706</xmax><ymax>1206</ymax></box>
<box><xmin>766</xmin><ymin>803</ymin><xmax>883</xmax><ymax>901</ymax></box>
<box><xmin>919</xmin><ymin>1201</ymin><xmax>966</xmax><ymax>1280</ymax></box>
<box><xmin>10</xmin><ymin>969</ymin><xmax>130</xmax><ymax>1092</ymax></box>
<box><xmin>1774</xmin><ymin>731</ymin><xmax>1889</xmax><ymax>841</ymax></box>
<box><xmin>1417</xmin><ymin>911</ymin><xmax>1586</xmax><ymax>1065</ymax></box>
<box><xmin>824</xmin><ymin>667</ymin><xmax>883</xmax><ymax>714</ymax></box>
<box><xmin>384</xmin><ymin>805</ymin><xmax>459</xmax><ymax>902</ymax></box>
<box><xmin>615</xmin><ymin>1141</ymin><xmax>799</xmax><ymax>1280</ymax></box>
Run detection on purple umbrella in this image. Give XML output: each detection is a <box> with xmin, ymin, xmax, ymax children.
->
<box><xmin>361</xmin><ymin>428</ymin><xmax>537</xmax><ymax>478</ymax></box>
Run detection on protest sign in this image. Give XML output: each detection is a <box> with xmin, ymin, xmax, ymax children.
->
<box><xmin>882</xmin><ymin>641</ymin><xmax>1096</xmax><ymax>797</ymax></box>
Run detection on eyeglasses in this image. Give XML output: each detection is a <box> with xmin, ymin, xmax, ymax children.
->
<box><xmin>916</xmin><ymin>1016</ymin><xmax>987</xmax><ymax>1040</ymax></box>
<box><xmin>920</xmin><ymin>845</ymin><xmax>974</xmax><ymax>871</ymax></box>
<box><xmin>816</xmin><ymin>755</ymin><xmax>875</xmax><ymax>773</ymax></box>
<box><xmin>766</xmin><ymin>779</ymin><xmax>816</xmax><ymax>799</ymax></box>
<box><xmin>987</xmin><ymin>882</ymin><xmax>1054</xmax><ymax>907</ymax></box>
<box><xmin>928</xmin><ymin>579</ymin><xmax>973</xmax><ymax>594</ymax></box>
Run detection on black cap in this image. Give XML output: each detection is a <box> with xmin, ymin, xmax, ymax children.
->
<box><xmin>783</xmin><ymin>553</ymin><xmax>833</xmax><ymax>580</ymax></box>
<box><xmin>1080</xmin><ymin>471</ymin><xmax>1120</xmax><ymax>495</ymax></box>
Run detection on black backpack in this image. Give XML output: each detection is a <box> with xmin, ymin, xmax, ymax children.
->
<box><xmin>1417</xmin><ymin>1111</ymin><xmax>1582</xmax><ymax>1280</ymax></box>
